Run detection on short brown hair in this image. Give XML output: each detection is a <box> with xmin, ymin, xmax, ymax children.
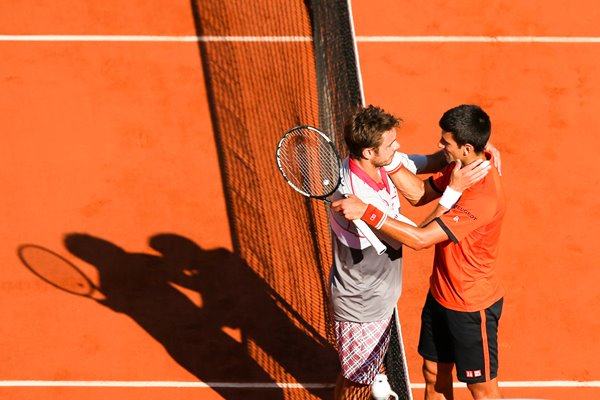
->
<box><xmin>344</xmin><ymin>105</ymin><xmax>401</xmax><ymax>159</ymax></box>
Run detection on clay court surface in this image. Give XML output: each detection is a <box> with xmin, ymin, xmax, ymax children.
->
<box><xmin>0</xmin><ymin>1</ymin><xmax>598</xmax><ymax>399</ymax></box>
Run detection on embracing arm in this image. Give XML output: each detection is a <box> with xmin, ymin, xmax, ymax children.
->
<box><xmin>420</xmin><ymin>203</ymin><xmax>451</xmax><ymax>228</ymax></box>
<box><xmin>409</xmin><ymin>143</ymin><xmax>502</xmax><ymax>175</ymax></box>
<box><xmin>419</xmin><ymin>159</ymin><xmax>490</xmax><ymax>226</ymax></box>
<box><xmin>408</xmin><ymin>150</ymin><xmax>447</xmax><ymax>174</ymax></box>
<box><xmin>384</xmin><ymin>163</ymin><xmax>437</xmax><ymax>206</ymax></box>
<box><xmin>484</xmin><ymin>142</ymin><xmax>502</xmax><ymax>175</ymax></box>
<box><xmin>332</xmin><ymin>157</ymin><xmax>489</xmax><ymax>247</ymax></box>
<box><xmin>330</xmin><ymin>195</ymin><xmax>448</xmax><ymax>250</ymax></box>
<box><xmin>379</xmin><ymin>215</ymin><xmax>448</xmax><ymax>250</ymax></box>
<box><xmin>385</xmin><ymin>153</ymin><xmax>491</xmax><ymax>208</ymax></box>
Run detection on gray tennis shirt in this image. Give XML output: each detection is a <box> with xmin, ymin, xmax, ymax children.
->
<box><xmin>329</xmin><ymin>235</ymin><xmax>403</xmax><ymax>322</ymax></box>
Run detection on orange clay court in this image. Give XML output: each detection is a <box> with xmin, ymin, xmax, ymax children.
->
<box><xmin>0</xmin><ymin>1</ymin><xmax>598</xmax><ymax>400</ymax></box>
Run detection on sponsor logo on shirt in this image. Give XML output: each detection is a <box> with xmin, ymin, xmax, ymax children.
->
<box><xmin>454</xmin><ymin>204</ymin><xmax>477</xmax><ymax>220</ymax></box>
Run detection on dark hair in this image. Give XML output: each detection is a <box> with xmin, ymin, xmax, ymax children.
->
<box><xmin>344</xmin><ymin>105</ymin><xmax>401</xmax><ymax>159</ymax></box>
<box><xmin>439</xmin><ymin>104</ymin><xmax>491</xmax><ymax>153</ymax></box>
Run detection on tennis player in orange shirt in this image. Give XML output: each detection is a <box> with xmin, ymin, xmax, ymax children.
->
<box><xmin>332</xmin><ymin>104</ymin><xmax>506</xmax><ymax>400</ymax></box>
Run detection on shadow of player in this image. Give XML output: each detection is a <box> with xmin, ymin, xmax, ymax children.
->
<box><xmin>64</xmin><ymin>232</ymin><xmax>338</xmax><ymax>399</ymax></box>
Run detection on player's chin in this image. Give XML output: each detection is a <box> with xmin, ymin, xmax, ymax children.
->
<box><xmin>380</xmin><ymin>158</ymin><xmax>394</xmax><ymax>168</ymax></box>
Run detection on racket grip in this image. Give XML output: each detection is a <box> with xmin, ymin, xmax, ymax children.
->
<box><xmin>352</xmin><ymin>219</ymin><xmax>387</xmax><ymax>255</ymax></box>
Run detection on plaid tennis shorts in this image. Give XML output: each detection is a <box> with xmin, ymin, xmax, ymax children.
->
<box><xmin>335</xmin><ymin>315</ymin><xmax>393</xmax><ymax>385</ymax></box>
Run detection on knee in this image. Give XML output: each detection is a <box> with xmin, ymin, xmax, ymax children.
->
<box><xmin>467</xmin><ymin>379</ymin><xmax>501</xmax><ymax>400</ymax></box>
<box><xmin>422</xmin><ymin>360</ymin><xmax>453</xmax><ymax>385</ymax></box>
<box><xmin>422</xmin><ymin>360</ymin><xmax>454</xmax><ymax>399</ymax></box>
<box><xmin>422</xmin><ymin>361</ymin><xmax>437</xmax><ymax>384</ymax></box>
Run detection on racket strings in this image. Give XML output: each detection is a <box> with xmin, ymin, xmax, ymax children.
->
<box><xmin>278</xmin><ymin>128</ymin><xmax>340</xmax><ymax>198</ymax></box>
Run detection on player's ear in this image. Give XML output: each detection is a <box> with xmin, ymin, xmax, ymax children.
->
<box><xmin>463</xmin><ymin>143</ymin><xmax>473</xmax><ymax>156</ymax></box>
<box><xmin>362</xmin><ymin>147</ymin><xmax>374</xmax><ymax>160</ymax></box>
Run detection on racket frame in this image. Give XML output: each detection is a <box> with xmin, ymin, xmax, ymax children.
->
<box><xmin>276</xmin><ymin>125</ymin><xmax>387</xmax><ymax>255</ymax></box>
<box><xmin>18</xmin><ymin>244</ymin><xmax>96</xmax><ymax>297</ymax></box>
<box><xmin>276</xmin><ymin>125</ymin><xmax>342</xmax><ymax>200</ymax></box>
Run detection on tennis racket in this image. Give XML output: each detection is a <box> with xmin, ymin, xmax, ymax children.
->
<box><xmin>18</xmin><ymin>244</ymin><xmax>99</xmax><ymax>298</ymax></box>
<box><xmin>276</xmin><ymin>125</ymin><xmax>387</xmax><ymax>255</ymax></box>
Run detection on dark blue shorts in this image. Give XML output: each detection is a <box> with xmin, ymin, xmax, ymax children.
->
<box><xmin>418</xmin><ymin>292</ymin><xmax>503</xmax><ymax>384</ymax></box>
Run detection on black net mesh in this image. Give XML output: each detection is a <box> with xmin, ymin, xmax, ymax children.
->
<box><xmin>311</xmin><ymin>0</ymin><xmax>363</xmax><ymax>155</ymax></box>
<box><xmin>191</xmin><ymin>1</ymin><xmax>411</xmax><ymax>398</ymax></box>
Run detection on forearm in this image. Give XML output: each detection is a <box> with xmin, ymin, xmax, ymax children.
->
<box><xmin>331</xmin><ymin>196</ymin><xmax>449</xmax><ymax>249</ymax></box>
<box><xmin>359</xmin><ymin>204</ymin><xmax>442</xmax><ymax>250</ymax></box>
<box><xmin>388</xmin><ymin>168</ymin><xmax>427</xmax><ymax>206</ymax></box>
<box><xmin>378</xmin><ymin>217</ymin><xmax>441</xmax><ymax>250</ymax></box>
<box><xmin>420</xmin><ymin>185</ymin><xmax>463</xmax><ymax>226</ymax></box>
<box><xmin>420</xmin><ymin>204</ymin><xmax>449</xmax><ymax>227</ymax></box>
<box><xmin>385</xmin><ymin>153</ymin><xmax>444</xmax><ymax>206</ymax></box>
<box><xmin>410</xmin><ymin>150</ymin><xmax>448</xmax><ymax>174</ymax></box>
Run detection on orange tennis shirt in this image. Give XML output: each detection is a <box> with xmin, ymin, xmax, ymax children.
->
<box><xmin>429</xmin><ymin>154</ymin><xmax>506</xmax><ymax>312</ymax></box>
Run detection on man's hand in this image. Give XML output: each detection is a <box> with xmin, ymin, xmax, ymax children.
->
<box><xmin>448</xmin><ymin>159</ymin><xmax>491</xmax><ymax>192</ymax></box>
<box><xmin>485</xmin><ymin>142</ymin><xmax>502</xmax><ymax>176</ymax></box>
<box><xmin>331</xmin><ymin>195</ymin><xmax>368</xmax><ymax>221</ymax></box>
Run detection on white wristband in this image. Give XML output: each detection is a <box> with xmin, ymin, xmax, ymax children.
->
<box><xmin>439</xmin><ymin>186</ymin><xmax>462</xmax><ymax>209</ymax></box>
<box><xmin>374</xmin><ymin>212</ymin><xmax>388</xmax><ymax>230</ymax></box>
<box><xmin>384</xmin><ymin>152</ymin><xmax>405</xmax><ymax>175</ymax></box>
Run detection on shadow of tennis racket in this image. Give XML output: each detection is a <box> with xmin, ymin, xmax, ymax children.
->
<box><xmin>18</xmin><ymin>244</ymin><xmax>103</xmax><ymax>300</ymax></box>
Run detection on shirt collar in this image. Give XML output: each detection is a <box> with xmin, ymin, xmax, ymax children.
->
<box><xmin>349</xmin><ymin>158</ymin><xmax>390</xmax><ymax>193</ymax></box>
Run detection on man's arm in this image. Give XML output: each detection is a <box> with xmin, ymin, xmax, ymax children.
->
<box><xmin>408</xmin><ymin>150</ymin><xmax>447</xmax><ymax>174</ymax></box>
<box><xmin>385</xmin><ymin>155</ymin><xmax>490</xmax><ymax>207</ymax></box>
<box><xmin>379</xmin><ymin>214</ymin><xmax>448</xmax><ymax>250</ymax></box>
<box><xmin>419</xmin><ymin>204</ymin><xmax>451</xmax><ymax>228</ymax></box>
<box><xmin>409</xmin><ymin>143</ymin><xmax>502</xmax><ymax>175</ymax></box>
<box><xmin>330</xmin><ymin>195</ymin><xmax>448</xmax><ymax>250</ymax></box>
<box><xmin>383</xmin><ymin>164</ymin><xmax>436</xmax><ymax>206</ymax></box>
<box><xmin>419</xmin><ymin>159</ymin><xmax>490</xmax><ymax>226</ymax></box>
<box><xmin>484</xmin><ymin>142</ymin><xmax>502</xmax><ymax>175</ymax></box>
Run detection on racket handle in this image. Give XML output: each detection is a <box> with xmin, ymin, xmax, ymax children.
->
<box><xmin>352</xmin><ymin>219</ymin><xmax>387</xmax><ymax>255</ymax></box>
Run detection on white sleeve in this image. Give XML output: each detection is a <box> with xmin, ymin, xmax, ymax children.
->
<box><xmin>387</xmin><ymin>152</ymin><xmax>418</xmax><ymax>174</ymax></box>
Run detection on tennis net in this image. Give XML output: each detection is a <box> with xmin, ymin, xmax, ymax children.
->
<box><xmin>191</xmin><ymin>1</ymin><xmax>411</xmax><ymax>398</ymax></box>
